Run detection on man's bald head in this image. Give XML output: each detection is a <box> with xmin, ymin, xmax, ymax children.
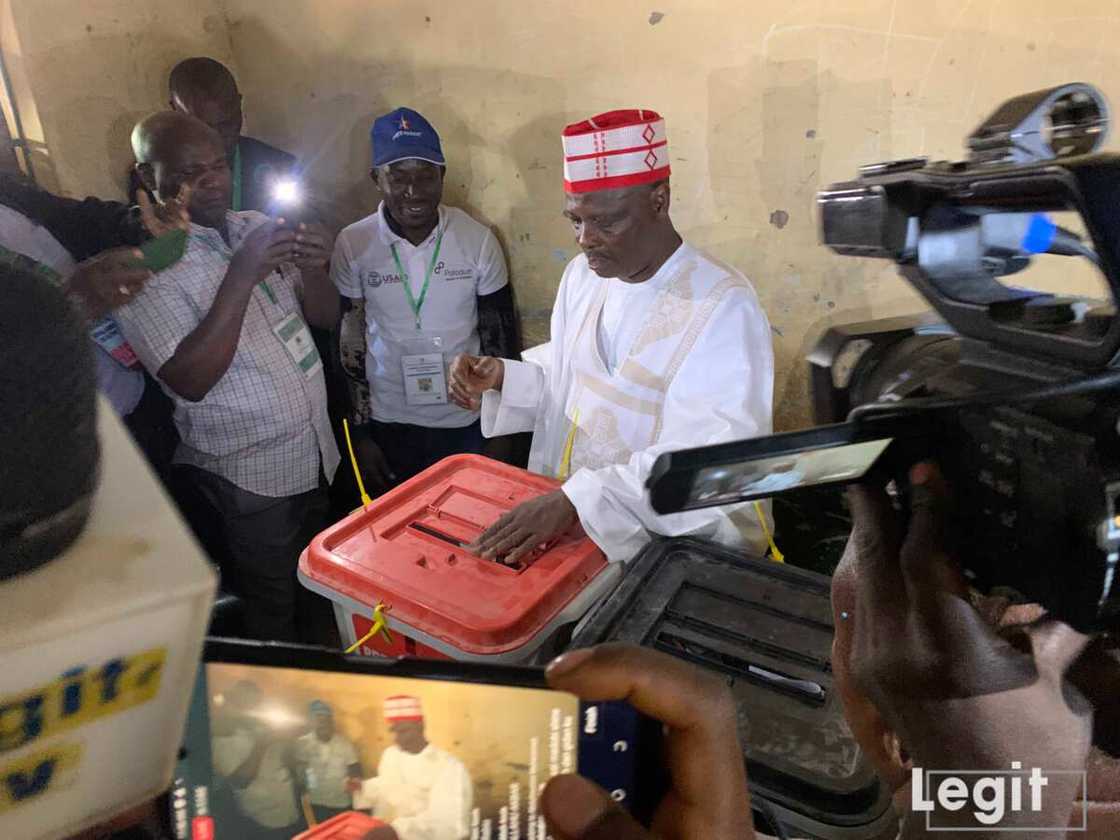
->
<box><xmin>132</xmin><ymin>111</ymin><xmax>231</xmax><ymax>229</ymax></box>
<box><xmin>132</xmin><ymin>111</ymin><xmax>217</xmax><ymax>166</ymax></box>
<box><xmin>168</xmin><ymin>57</ymin><xmax>243</xmax><ymax>157</ymax></box>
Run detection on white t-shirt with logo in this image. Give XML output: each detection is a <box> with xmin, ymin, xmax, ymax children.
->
<box><xmin>332</xmin><ymin>203</ymin><xmax>509</xmax><ymax>428</ymax></box>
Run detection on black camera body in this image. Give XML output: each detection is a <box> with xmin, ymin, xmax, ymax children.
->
<box><xmin>813</xmin><ymin>83</ymin><xmax>1120</xmax><ymax>631</ymax></box>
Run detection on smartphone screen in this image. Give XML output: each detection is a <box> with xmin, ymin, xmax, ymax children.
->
<box><xmin>688</xmin><ymin>437</ymin><xmax>893</xmax><ymax>506</ymax></box>
<box><xmin>647</xmin><ymin>421</ymin><xmax>913</xmax><ymax>514</ymax></box>
<box><xmin>169</xmin><ymin>642</ymin><xmax>660</xmax><ymax>840</ymax></box>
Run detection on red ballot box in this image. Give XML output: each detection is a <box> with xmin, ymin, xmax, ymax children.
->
<box><xmin>291</xmin><ymin>811</ymin><xmax>388</xmax><ymax>839</ymax></box>
<box><xmin>299</xmin><ymin>455</ymin><xmax>619</xmax><ymax>663</ymax></box>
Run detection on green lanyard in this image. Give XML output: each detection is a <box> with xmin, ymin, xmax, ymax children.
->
<box><xmin>231</xmin><ymin>144</ymin><xmax>242</xmax><ymax>212</ymax></box>
<box><xmin>390</xmin><ymin>228</ymin><xmax>444</xmax><ymax>330</ymax></box>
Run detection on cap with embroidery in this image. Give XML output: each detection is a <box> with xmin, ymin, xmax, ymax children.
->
<box><xmin>561</xmin><ymin>109</ymin><xmax>670</xmax><ymax>194</ymax></box>
<box><xmin>371</xmin><ymin>107</ymin><xmax>445</xmax><ymax>168</ymax></box>
<box><xmin>383</xmin><ymin>695</ymin><xmax>423</xmax><ymax>723</ymax></box>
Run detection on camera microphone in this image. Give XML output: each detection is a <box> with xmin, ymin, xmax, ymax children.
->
<box><xmin>0</xmin><ymin>265</ymin><xmax>99</xmax><ymax>578</ymax></box>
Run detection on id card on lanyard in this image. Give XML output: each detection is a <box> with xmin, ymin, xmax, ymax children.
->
<box><xmin>391</xmin><ymin>229</ymin><xmax>449</xmax><ymax>406</ymax></box>
<box><xmin>256</xmin><ymin>272</ymin><xmax>322</xmax><ymax>379</ymax></box>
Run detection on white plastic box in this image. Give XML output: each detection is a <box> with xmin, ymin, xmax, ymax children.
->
<box><xmin>0</xmin><ymin>399</ymin><xmax>217</xmax><ymax>840</ymax></box>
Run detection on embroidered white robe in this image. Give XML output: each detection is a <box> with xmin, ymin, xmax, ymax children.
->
<box><xmin>482</xmin><ymin>243</ymin><xmax>774</xmax><ymax>562</ymax></box>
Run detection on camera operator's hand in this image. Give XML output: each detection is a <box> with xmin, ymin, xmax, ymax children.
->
<box><xmin>540</xmin><ymin>644</ymin><xmax>754</xmax><ymax>840</ymax></box>
<box><xmin>846</xmin><ymin>463</ymin><xmax>1092</xmax><ymax>835</ymax></box>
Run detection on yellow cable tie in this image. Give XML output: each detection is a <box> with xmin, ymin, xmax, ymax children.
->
<box><xmin>753</xmin><ymin>500</ymin><xmax>785</xmax><ymax>563</ymax></box>
<box><xmin>344</xmin><ymin>601</ymin><xmax>393</xmax><ymax>654</ymax></box>
<box><xmin>557</xmin><ymin>408</ymin><xmax>580</xmax><ymax>482</ymax></box>
<box><xmin>343</xmin><ymin>417</ymin><xmax>373</xmax><ymax>507</ymax></box>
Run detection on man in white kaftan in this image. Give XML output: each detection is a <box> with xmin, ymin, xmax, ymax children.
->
<box><xmin>450</xmin><ymin>109</ymin><xmax>773</xmax><ymax>565</ymax></box>
<box><xmin>352</xmin><ymin>695</ymin><xmax>472</xmax><ymax>840</ymax></box>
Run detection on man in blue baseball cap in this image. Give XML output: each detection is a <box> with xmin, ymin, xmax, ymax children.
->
<box><xmin>333</xmin><ymin>107</ymin><xmax>521</xmax><ymax>491</ymax></box>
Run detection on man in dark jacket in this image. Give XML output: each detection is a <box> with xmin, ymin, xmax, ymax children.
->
<box><xmin>129</xmin><ymin>57</ymin><xmax>296</xmax><ymax>212</ymax></box>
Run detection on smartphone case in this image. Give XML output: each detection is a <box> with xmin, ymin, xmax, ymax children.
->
<box><xmin>570</xmin><ymin>537</ymin><xmax>897</xmax><ymax>840</ymax></box>
<box><xmin>138</xmin><ymin>228</ymin><xmax>188</xmax><ymax>272</ymax></box>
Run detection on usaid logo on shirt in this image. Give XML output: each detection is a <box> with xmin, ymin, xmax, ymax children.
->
<box><xmin>364</xmin><ymin>270</ymin><xmax>404</xmax><ymax>289</ymax></box>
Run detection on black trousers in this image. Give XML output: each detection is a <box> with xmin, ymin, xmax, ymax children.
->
<box><xmin>367</xmin><ymin>418</ymin><xmax>485</xmax><ymax>486</ymax></box>
<box><xmin>122</xmin><ymin>372</ymin><xmax>179</xmax><ymax>483</ymax></box>
<box><xmin>171</xmin><ymin>465</ymin><xmax>331</xmax><ymax>644</ymax></box>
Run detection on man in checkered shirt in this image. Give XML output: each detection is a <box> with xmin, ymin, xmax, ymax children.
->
<box><xmin>115</xmin><ymin>111</ymin><xmax>341</xmax><ymax>643</ymax></box>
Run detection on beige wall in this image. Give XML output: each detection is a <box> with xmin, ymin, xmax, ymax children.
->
<box><xmin>9</xmin><ymin>0</ymin><xmax>1120</xmax><ymax>427</ymax></box>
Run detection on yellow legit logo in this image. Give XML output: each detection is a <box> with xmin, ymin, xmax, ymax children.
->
<box><xmin>0</xmin><ymin>648</ymin><xmax>166</xmax><ymax>755</ymax></box>
<box><xmin>0</xmin><ymin>742</ymin><xmax>82</xmax><ymax>813</ymax></box>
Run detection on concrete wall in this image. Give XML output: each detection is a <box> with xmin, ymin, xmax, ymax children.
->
<box><xmin>9</xmin><ymin>0</ymin><xmax>1120</xmax><ymax>428</ymax></box>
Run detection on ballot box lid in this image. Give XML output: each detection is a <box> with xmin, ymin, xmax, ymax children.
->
<box><xmin>302</xmin><ymin>455</ymin><xmax>608</xmax><ymax>655</ymax></box>
<box><xmin>292</xmin><ymin>811</ymin><xmax>388</xmax><ymax>839</ymax></box>
<box><xmin>570</xmin><ymin>537</ymin><xmax>896</xmax><ymax>840</ymax></box>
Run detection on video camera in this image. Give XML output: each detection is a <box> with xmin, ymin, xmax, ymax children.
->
<box><xmin>648</xmin><ymin>83</ymin><xmax>1120</xmax><ymax>632</ymax></box>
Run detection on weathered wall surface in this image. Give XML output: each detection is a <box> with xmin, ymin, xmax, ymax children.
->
<box><xmin>10</xmin><ymin>0</ymin><xmax>1120</xmax><ymax>427</ymax></box>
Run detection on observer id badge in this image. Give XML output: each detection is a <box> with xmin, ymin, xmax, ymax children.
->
<box><xmin>401</xmin><ymin>333</ymin><xmax>449</xmax><ymax>406</ymax></box>
<box><xmin>273</xmin><ymin>311</ymin><xmax>322</xmax><ymax>379</ymax></box>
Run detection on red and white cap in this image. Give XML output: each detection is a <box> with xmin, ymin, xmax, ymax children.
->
<box><xmin>562</xmin><ymin>109</ymin><xmax>671</xmax><ymax>193</ymax></box>
<box><xmin>383</xmin><ymin>695</ymin><xmax>423</xmax><ymax>723</ymax></box>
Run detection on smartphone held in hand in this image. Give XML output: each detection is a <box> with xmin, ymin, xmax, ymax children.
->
<box><xmin>169</xmin><ymin>640</ymin><xmax>665</xmax><ymax>840</ymax></box>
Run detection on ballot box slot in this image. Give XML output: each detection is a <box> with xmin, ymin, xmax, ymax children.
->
<box><xmin>664</xmin><ymin>582</ymin><xmax>834</xmax><ymax>672</ymax></box>
<box><xmin>658</xmin><ymin>608</ymin><xmax>831</xmax><ymax>674</ymax></box>
<box><xmin>653</xmin><ymin>628</ymin><xmax>827</xmax><ymax>706</ymax></box>
<box><xmin>405</xmin><ymin>521</ymin><xmax>526</xmax><ymax>571</ymax></box>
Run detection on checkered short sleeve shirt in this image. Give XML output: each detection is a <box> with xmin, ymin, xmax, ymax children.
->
<box><xmin>115</xmin><ymin>211</ymin><xmax>340</xmax><ymax>497</ymax></box>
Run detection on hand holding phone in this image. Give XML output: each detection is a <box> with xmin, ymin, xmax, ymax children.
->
<box><xmin>540</xmin><ymin>644</ymin><xmax>754</xmax><ymax>840</ymax></box>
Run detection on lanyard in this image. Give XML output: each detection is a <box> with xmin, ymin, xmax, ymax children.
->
<box><xmin>191</xmin><ymin>223</ymin><xmax>278</xmax><ymax>304</ymax></box>
<box><xmin>390</xmin><ymin>227</ymin><xmax>444</xmax><ymax>330</ymax></box>
<box><xmin>231</xmin><ymin>144</ymin><xmax>242</xmax><ymax>213</ymax></box>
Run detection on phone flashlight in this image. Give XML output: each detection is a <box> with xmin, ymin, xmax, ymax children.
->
<box><xmin>270</xmin><ymin>177</ymin><xmax>306</xmax><ymax>227</ymax></box>
<box><xmin>271</xmin><ymin>177</ymin><xmax>302</xmax><ymax>207</ymax></box>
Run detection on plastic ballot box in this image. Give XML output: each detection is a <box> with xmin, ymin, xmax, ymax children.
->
<box><xmin>293</xmin><ymin>811</ymin><xmax>390</xmax><ymax>839</ymax></box>
<box><xmin>299</xmin><ymin>455</ymin><xmax>619</xmax><ymax>663</ymax></box>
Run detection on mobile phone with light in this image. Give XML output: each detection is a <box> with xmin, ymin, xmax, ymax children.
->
<box><xmin>647</xmin><ymin>417</ymin><xmax>929</xmax><ymax>514</ymax></box>
<box><xmin>168</xmin><ymin>639</ymin><xmax>666</xmax><ymax>840</ymax></box>
<box><xmin>269</xmin><ymin>178</ymin><xmax>308</xmax><ymax>229</ymax></box>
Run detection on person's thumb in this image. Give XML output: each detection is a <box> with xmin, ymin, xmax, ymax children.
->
<box><xmin>541</xmin><ymin>775</ymin><xmax>651</xmax><ymax>840</ymax></box>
